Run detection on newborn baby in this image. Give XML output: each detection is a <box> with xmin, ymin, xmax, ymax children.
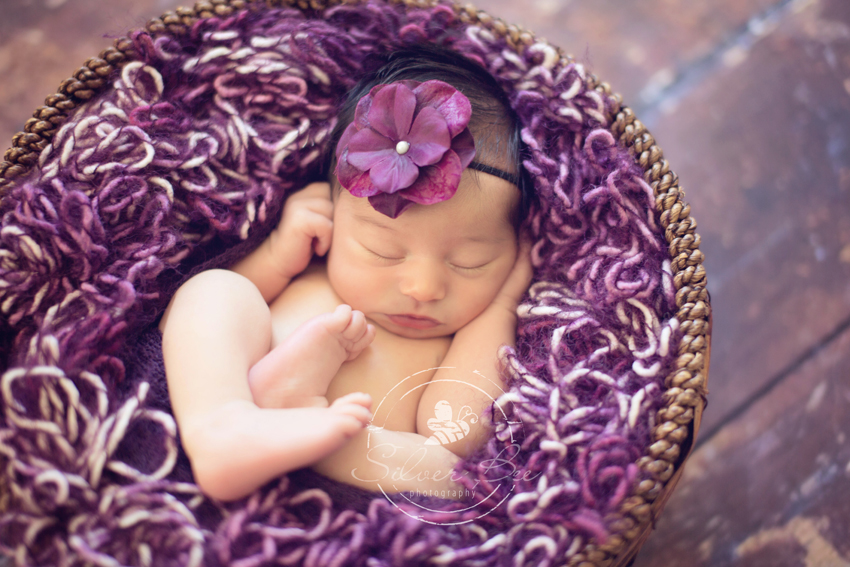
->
<box><xmin>159</xmin><ymin>46</ymin><xmax>531</xmax><ymax>501</ymax></box>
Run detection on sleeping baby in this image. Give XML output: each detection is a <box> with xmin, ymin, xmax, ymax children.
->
<box><xmin>158</xmin><ymin>45</ymin><xmax>532</xmax><ymax>501</ymax></box>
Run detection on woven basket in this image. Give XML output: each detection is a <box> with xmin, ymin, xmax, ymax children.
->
<box><xmin>0</xmin><ymin>1</ymin><xmax>710</xmax><ymax>565</ymax></box>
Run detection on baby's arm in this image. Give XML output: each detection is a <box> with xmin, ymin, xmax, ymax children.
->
<box><xmin>417</xmin><ymin>239</ymin><xmax>533</xmax><ymax>459</ymax></box>
<box><xmin>230</xmin><ymin>182</ymin><xmax>334</xmax><ymax>303</ymax></box>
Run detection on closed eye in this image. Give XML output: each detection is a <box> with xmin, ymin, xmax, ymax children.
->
<box><xmin>451</xmin><ymin>262</ymin><xmax>488</xmax><ymax>272</ymax></box>
<box><xmin>366</xmin><ymin>247</ymin><xmax>403</xmax><ymax>261</ymax></box>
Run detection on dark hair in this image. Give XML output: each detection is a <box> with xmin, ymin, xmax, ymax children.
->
<box><xmin>325</xmin><ymin>44</ymin><xmax>530</xmax><ymax>227</ymax></box>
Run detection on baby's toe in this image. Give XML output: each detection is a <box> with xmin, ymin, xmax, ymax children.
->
<box><xmin>330</xmin><ymin>395</ymin><xmax>373</xmax><ymax>425</ymax></box>
<box><xmin>332</xmin><ymin>391</ymin><xmax>372</xmax><ymax>408</ymax></box>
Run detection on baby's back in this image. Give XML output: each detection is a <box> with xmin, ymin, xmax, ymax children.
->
<box><xmin>268</xmin><ymin>260</ymin><xmax>451</xmax><ymax>433</ymax></box>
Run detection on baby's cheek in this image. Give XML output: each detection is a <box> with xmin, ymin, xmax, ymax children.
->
<box><xmin>326</xmin><ymin>254</ymin><xmax>355</xmax><ymax>301</ymax></box>
<box><xmin>330</xmin><ymin>263</ymin><xmax>377</xmax><ymax>311</ymax></box>
<box><xmin>461</xmin><ymin>281</ymin><xmax>499</xmax><ymax>319</ymax></box>
<box><xmin>345</xmin><ymin>280</ymin><xmax>376</xmax><ymax>312</ymax></box>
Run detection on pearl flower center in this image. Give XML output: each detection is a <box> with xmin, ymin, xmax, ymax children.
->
<box><xmin>395</xmin><ymin>141</ymin><xmax>411</xmax><ymax>155</ymax></box>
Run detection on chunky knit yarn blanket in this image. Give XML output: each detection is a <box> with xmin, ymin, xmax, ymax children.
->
<box><xmin>0</xmin><ymin>1</ymin><xmax>680</xmax><ymax>565</ymax></box>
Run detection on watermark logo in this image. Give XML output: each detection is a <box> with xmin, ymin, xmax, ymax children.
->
<box><xmin>349</xmin><ymin>367</ymin><xmax>525</xmax><ymax>525</ymax></box>
<box><xmin>423</xmin><ymin>400</ymin><xmax>478</xmax><ymax>445</ymax></box>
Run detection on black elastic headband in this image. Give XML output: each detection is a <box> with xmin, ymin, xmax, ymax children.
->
<box><xmin>468</xmin><ymin>161</ymin><xmax>521</xmax><ymax>186</ymax></box>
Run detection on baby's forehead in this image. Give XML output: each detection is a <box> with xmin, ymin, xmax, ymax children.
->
<box><xmin>352</xmin><ymin>210</ymin><xmax>506</xmax><ymax>243</ymax></box>
<box><xmin>340</xmin><ymin>177</ymin><xmax>517</xmax><ymax>240</ymax></box>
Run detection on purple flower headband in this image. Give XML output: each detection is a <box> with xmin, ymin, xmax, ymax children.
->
<box><xmin>334</xmin><ymin>79</ymin><xmax>519</xmax><ymax>218</ymax></box>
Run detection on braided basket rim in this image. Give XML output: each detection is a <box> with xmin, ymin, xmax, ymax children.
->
<box><xmin>0</xmin><ymin>0</ymin><xmax>711</xmax><ymax>564</ymax></box>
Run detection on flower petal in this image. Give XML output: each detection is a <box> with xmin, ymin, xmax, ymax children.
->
<box><xmin>451</xmin><ymin>128</ymin><xmax>476</xmax><ymax>168</ymax></box>
<box><xmin>335</xmin><ymin>151</ymin><xmax>380</xmax><ymax>197</ymax></box>
<box><xmin>347</xmin><ymin>128</ymin><xmax>396</xmax><ymax>169</ymax></box>
<box><xmin>344</xmin><ymin>169</ymin><xmax>378</xmax><ymax>198</ymax></box>
<box><xmin>353</xmin><ymin>92</ymin><xmax>373</xmax><ymax>129</ymax></box>
<box><xmin>369</xmin><ymin>153</ymin><xmax>419</xmax><ymax>193</ymax></box>
<box><xmin>414</xmin><ymin>80</ymin><xmax>473</xmax><ymax>137</ymax></box>
<box><xmin>401</xmin><ymin>150</ymin><xmax>462</xmax><ymax>205</ymax></box>
<box><xmin>348</xmin><ymin>127</ymin><xmax>395</xmax><ymax>152</ymax></box>
<box><xmin>368</xmin><ymin>192</ymin><xmax>414</xmax><ymax>218</ymax></box>
<box><xmin>368</xmin><ymin>83</ymin><xmax>415</xmax><ymax>141</ymax></box>
<box><xmin>406</xmin><ymin>106</ymin><xmax>451</xmax><ymax>167</ymax></box>
<box><xmin>348</xmin><ymin>147</ymin><xmax>398</xmax><ymax>172</ymax></box>
<box><xmin>335</xmin><ymin>122</ymin><xmax>359</xmax><ymax>159</ymax></box>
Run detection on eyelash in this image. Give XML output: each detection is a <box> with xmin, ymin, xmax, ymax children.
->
<box><xmin>368</xmin><ymin>248</ymin><xmax>402</xmax><ymax>262</ymax></box>
<box><xmin>452</xmin><ymin>263</ymin><xmax>486</xmax><ymax>272</ymax></box>
<box><xmin>366</xmin><ymin>247</ymin><xmax>486</xmax><ymax>272</ymax></box>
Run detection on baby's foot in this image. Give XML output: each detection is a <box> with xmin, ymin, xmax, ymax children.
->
<box><xmin>323</xmin><ymin>304</ymin><xmax>375</xmax><ymax>362</ymax></box>
<box><xmin>248</xmin><ymin>305</ymin><xmax>376</xmax><ymax>408</ymax></box>
<box><xmin>329</xmin><ymin>392</ymin><xmax>373</xmax><ymax>422</ymax></box>
<box><xmin>187</xmin><ymin>397</ymin><xmax>372</xmax><ymax>501</ymax></box>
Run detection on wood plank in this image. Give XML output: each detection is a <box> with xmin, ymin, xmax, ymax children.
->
<box><xmin>0</xmin><ymin>0</ymin><xmax>53</xmax><ymax>42</ymax></box>
<box><xmin>633</xmin><ymin>323</ymin><xmax>850</xmax><ymax>566</ymax></box>
<box><xmin>464</xmin><ymin>0</ymin><xmax>778</xmax><ymax>106</ymax></box>
<box><xmin>646</xmin><ymin>0</ymin><xmax>850</xmax><ymax>436</ymax></box>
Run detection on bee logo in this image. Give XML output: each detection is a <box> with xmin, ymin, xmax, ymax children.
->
<box><xmin>424</xmin><ymin>400</ymin><xmax>479</xmax><ymax>445</ymax></box>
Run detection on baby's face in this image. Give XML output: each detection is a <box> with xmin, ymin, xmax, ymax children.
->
<box><xmin>327</xmin><ymin>170</ymin><xmax>519</xmax><ymax>338</ymax></box>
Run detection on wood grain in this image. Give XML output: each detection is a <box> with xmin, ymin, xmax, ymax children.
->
<box><xmin>456</xmin><ymin>0</ymin><xmax>776</xmax><ymax>107</ymax></box>
<box><xmin>634</xmin><ymin>323</ymin><xmax>850</xmax><ymax>567</ymax></box>
<box><xmin>647</xmin><ymin>0</ymin><xmax>850</xmax><ymax>437</ymax></box>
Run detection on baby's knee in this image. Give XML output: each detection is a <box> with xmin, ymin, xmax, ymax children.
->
<box><xmin>180</xmin><ymin>269</ymin><xmax>265</xmax><ymax>308</ymax></box>
<box><xmin>164</xmin><ymin>269</ymin><xmax>270</xmax><ymax>332</ymax></box>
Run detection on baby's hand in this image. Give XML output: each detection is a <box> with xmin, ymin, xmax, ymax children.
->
<box><xmin>492</xmin><ymin>235</ymin><xmax>533</xmax><ymax>314</ymax></box>
<box><xmin>268</xmin><ymin>182</ymin><xmax>334</xmax><ymax>280</ymax></box>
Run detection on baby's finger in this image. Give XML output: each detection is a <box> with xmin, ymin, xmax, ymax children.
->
<box><xmin>511</xmin><ymin>238</ymin><xmax>533</xmax><ymax>279</ymax></box>
<box><xmin>310</xmin><ymin>213</ymin><xmax>334</xmax><ymax>256</ymax></box>
<box><xmin>303</xmin><ymin>195</ymin><xmax>334</xmax><ymax>219</ymax></box>
<box><xmin>516</xmin><ymin>232</ymin><xmax>533</xmax><ymax>260</ymax></box>
<box><xmin>294</xmin><ymin>181</ymin><xmax>332</xmax><ymax>200</ymax></box>
<box><xmin>495</xmin><ymin>238</ymin><xmax>534</xmax><ymax>309</ymax></box>
<box><xmin>517</xmin><ymin>237</ymin><xmax>534</xmax><ymax>273</ymax></box>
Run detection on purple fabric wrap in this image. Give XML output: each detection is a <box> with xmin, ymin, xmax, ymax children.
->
<box><xmin>0</xmin><ymin>2</ymin><xmax>680</xmax><ymax>565</ymax></box>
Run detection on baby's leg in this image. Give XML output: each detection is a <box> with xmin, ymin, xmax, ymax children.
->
<box><xmin>186</xmin><ymin>394</ymin><xmax>372</xmax><ymax>501</ymax></box>
<box><xmin>159</xmin><ymin>269</ymin><xmax>372</xmax><ymax>501</ymax></box>
<box><xmin>248</xmin><ymin>304</ymin><xmax>376</xmax><ymax>408</ymax></box>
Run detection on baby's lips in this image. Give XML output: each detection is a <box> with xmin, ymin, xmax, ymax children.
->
<box><xmin>386</xmin><ymin>313</ymin><xmax>441</xmax><ymax>330</ymax></box>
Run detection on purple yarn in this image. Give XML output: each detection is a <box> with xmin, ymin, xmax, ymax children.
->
<box><xmin>0</xmin><ymin>2</ymin><xmax>679</xmax><ymax>565</ymax></box>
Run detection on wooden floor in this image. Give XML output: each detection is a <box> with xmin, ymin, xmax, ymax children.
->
<box><xmin>2</xmin><ymin>0</ymin><xmax>849</xmax><ymax>565</ymax></box>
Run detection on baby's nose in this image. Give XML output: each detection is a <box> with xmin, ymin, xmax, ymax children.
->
<box><xmin>399</xmin><ymin>261</ymin><xmax>446</xmax><ymax>303</ymax></box>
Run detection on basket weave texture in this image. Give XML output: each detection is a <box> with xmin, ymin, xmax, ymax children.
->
<box><xmin>0</xmin><ymin>1</ymin><xmax>709</xmax><ymax>566</ymax></box>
